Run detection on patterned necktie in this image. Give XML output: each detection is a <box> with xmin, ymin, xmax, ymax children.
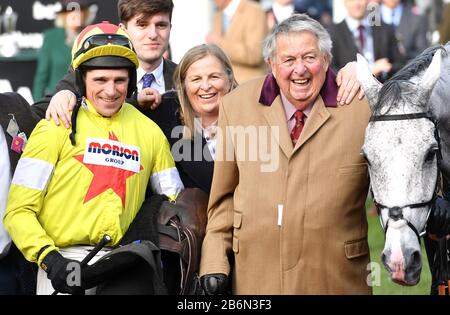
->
<box><xmin>142</xmin><ymin>73</ymin><xmax>155</xmax><ymax>89</ymax></box>
<box><xmin>290</xmin><ymin>110</ymin><xmax>304</xmax><ymax>145</ymax></box>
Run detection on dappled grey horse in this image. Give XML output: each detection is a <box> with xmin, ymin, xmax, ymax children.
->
<box><xmin>357</xmin><ymin>44</ymin><xmax>450</xmax><ymax>288</ymax></box>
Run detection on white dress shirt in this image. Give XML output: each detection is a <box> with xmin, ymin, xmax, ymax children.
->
<box><xmin>194</xmin><ymin>117</ymin><xmax>217</xmax><ymax>160</ymax></box>
<box><xmin>381</xmin><ymin>3</ymin><xmax>403</xmax><ymax>27</ymax></box>
<box><xmin>222</xmin><ymin>0</ymin><xmax>241</xmax><ymax>31</ymax></box>
<box><xmin>137</xmin><ymin>59</ymin><xmax>166</xmax><ymax>94</ymax></box>
<box><xmin>0</xmin><ymin>127</ymin><xmax>12</xmax><ymax>258</ymax></box>
<box><xmin>271</xmin><ymin>2</ymin><xmax>294</xmax><ymax>24</ymax></box>
<box><xmin>345</xmin><ymin>16</ymin><xmax>375</xmax><ymax>66</ymax></box>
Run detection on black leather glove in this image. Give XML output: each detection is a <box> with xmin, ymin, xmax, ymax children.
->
<box><xmin>200</xmin><ymin>273</ymin><xmax>228</xmax><ymax>295</ymax></box>
<box><xmin>427</xmin><ymin>196</ymin><xmax>450</xmax><ymax>238</ymax></box>
<box><xmin>41</xmin><ymin>250</ymin><xmax>84</xmax><ymax>295</ymax></box>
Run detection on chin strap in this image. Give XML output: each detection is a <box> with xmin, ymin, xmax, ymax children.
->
<box><xmin>69</xmin><ymin>95</ymin><xmax>83</xmax><ymax>146</ymax></box>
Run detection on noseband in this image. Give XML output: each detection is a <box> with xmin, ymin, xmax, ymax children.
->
<box><xmin>369</xmin><ymin>112</ymin><xmax>441</xmax><ymax>240</ymax></box>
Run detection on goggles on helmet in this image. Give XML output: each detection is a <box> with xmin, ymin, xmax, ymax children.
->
<box><xmin>73</xmin><ymin>34</ymin><xmax>134</xmax><ymax>60</ymax></box>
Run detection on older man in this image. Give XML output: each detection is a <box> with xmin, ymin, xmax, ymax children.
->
<box><xmin>199</xmin><ymin>14</ymin><xmax>372</xmax><ymax>294</ymax></box>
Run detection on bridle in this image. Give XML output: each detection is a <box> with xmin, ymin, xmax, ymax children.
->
<box><xmin>369</xmin><ymin>112</ymin><xmax>442</xmax><ymax>241</ymax></box>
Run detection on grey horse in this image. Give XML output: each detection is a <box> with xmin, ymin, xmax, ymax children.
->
<box><xmin>357</xmin><ymin>43</ymin><xmax>450</xmax><ymax>289</ymax></box>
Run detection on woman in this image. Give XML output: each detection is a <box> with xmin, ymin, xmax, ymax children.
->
<box><xmin>166</xmin><ymin>44</ymin><xmax>237</xmax><ymax>194</ymax></box>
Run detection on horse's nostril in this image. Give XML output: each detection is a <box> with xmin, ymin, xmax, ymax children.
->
<box><xmin>380</xmin><ymin>251</ymin><xmax>391</xmax><ymax>272</ymax></box>
<box><xmin>408</xmin><ymin>250</ymin><xmax>422</xmax><ymax>269</ymax></box>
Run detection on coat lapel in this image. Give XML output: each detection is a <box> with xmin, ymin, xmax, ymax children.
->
<box><xmin>293</xmin><ymin>96</ymin><xmax>330</xmax><ymax>154</ymax></box>
<box><xmin>263</xmin><ymin>96</ymin><xmax>293</xmax><ymax>158</ymax></box>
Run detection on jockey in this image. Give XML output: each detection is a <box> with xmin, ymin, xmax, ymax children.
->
<box><xmin>3</xmin><ymin>21</ymin><xmax>184</xmax><ymax>295</ymax></box>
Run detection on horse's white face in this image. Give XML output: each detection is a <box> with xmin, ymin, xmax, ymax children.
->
<box><xmin>362</xmin><ymin>118</ymin><xmax>438</xmax><ymax>285</ymax></box>
<box><xmin>357</xmin><ymin>51</ymin><xmax>442</xmax><ymax>286</ymax></box>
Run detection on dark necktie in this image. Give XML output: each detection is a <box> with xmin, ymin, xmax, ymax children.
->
<box><xmin>290</xmin><ymin>110</ymin><xmax>304</xmax><ymax>145</ymax></box>
<box><xmin>357</xmin><ymin>24</ymin><xmax>365</xmax><ymax>52</ymax></box>
<box><xmin>142</xmin><ymin>73</ymin><xmax>155</xmax><ymax>89</ymax></box>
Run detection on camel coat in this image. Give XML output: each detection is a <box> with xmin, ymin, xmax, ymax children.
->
<box><xmin>212</xmin><ymin>0</ymin><xmax>268</xmax><ymax>84</ymax></box>
<box><xmin>200</xmin><ymin>73</ymin><xmax>372</xmax><ymax>294</ymax></box>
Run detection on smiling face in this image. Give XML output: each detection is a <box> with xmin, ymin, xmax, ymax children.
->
<box><xmin>184</xmin><ymin>54</ymin><xmax>230</xmax><ymax>125</ymax></box>
<box><xmin>121</xmin><ymin>12</ymin><xmax>171</xmax><ymax>71</ymax></box>
<box><xmin>269</xmin><ymin>31</ymin><xmax>329</xmax><ymax>110</ymax></box>
<box><xmin>84</xmin><ymin>68</ymin><xmax>129</xmax><ymax>117</ymax></box>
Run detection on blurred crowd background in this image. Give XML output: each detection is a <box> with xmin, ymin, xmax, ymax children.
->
<box><xmin>0</xmin><ymin>0</ymin><xmax>448</xmax><ymax>105</ymax></box>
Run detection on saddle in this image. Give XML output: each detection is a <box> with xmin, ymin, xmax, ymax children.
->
<box><xmin>83</xmin><ymin>188</ymin><xmax>208</xmax><ymax>295</ymax></box>
<box><xmin>157</xmin><ymin>188</ymin><xmax>208</xmax><ymax>295</ymax></box>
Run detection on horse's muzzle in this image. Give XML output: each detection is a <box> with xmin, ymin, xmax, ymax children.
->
<box><xmin>381</xmin><ymin>247</ymin><xmax>422</xmax><ymax>286</ymax></box>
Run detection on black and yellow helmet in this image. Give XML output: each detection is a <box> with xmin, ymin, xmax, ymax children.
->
<box><xmin>69</xmin><ymin>21</ymin><xmax>139</xmax><ymax>145</ymax></box>
<box><xmin>72</xmin><ymin>21</ymin><xmax>138</xmax><ymax>70</ymax></box>
<box><xmin>72</xmin><ymin>21</ymin><xmax>139</xmax><ymax>98</ymax></box>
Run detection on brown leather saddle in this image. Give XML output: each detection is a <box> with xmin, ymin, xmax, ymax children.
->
<box><xmin>157</xmin><ymin>188</ymin><xmax>208</xmax><ymax>295</ymax></box>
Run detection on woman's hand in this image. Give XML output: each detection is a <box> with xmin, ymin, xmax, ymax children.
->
<box><xmin>45</xmin><ymin>90</ymin><xmax>77</xmax><ymax>128</ymax></box>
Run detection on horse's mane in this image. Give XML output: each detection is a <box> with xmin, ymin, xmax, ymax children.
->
<box><xmin>373</xmin><ymin>45</ymin><xmax>447</xmax><ymax>116</ymax></box>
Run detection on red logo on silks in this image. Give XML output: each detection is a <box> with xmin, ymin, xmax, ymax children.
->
<box><xmin>74</xmin><ymin>132</ymin><xmax>143</xmax><ymax>206</ymax></box>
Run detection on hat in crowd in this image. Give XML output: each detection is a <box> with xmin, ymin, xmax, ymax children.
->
<box><xmin>58</xmin><ymin>0</ymin><xmax>94</xmax><ymax>13</ymax></box>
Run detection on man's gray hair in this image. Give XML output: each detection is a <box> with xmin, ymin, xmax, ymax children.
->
<box><xmin>263</xmin><ymin>14</ymin><xmax>333</xmax><ymax>63</ymax></box>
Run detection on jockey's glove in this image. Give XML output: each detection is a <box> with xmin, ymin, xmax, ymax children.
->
<box><xmin>200</xmin><ymin>273</ymin><xmax>228</xmax><ymax>295</ymax></box>
<box><xmin>427</xmin><ymin>196</ymin><xmax>450</xmax><ymax>238</ymax></box>
<box><xmin>41</xmin><ymin>250</ymin><xmax>84</xmax><ymax>295</ymax></box>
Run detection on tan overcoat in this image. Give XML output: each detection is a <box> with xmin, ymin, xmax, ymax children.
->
<box><xmin>200</xmin><ymin>75</ymin><xmax>372</xmax><ymax>294</ymax></box>
<box><xmin>212</xmin><ymin>0</ymin><xmax>268</xmax><ymax>84</ymax></box>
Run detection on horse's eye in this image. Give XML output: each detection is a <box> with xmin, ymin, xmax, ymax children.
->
<box><xmin>424</xmin><ymin>148</ymin><xmax>438</xmax><ymax>163</ymax></box>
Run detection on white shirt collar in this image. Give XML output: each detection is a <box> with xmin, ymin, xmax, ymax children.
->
<box><xmin>280</xmin><ymin>90</ymin><xmax>313</xmax><ymax>121</ymax></box>
<box><xmin>194</xmin><ymin>118</ymin><xmax>217</xmax><ymax>159</ymax></box>
<box><xmin>0</xmin><ymin>127</ymin><xmax>12</xmax><ymax>256</ymax></box>
<box><xmin>380</xmin><ymin>3</ymin><xmax>403</xmax><ymax>26</ymax></box>
<box><xmin>137</xmin><ymin>59</ymin><xmax>165</xmax><ymax>94</ymax></box>
<box><xmin>345</xmin><ymin>15</ymin><xmax>369</xmax><ymax>32</ymax></box>
<box><xmin>223</xmin><ymin>0</ymin><xmax>241</xmax><ymax>18</ymax></box>
<box><xmin>272</xmin><ymin>2</ymin><xmax>294</xmax><ymax>23</ymax></box>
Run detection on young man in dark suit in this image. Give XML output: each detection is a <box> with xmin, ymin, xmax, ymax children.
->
<box><xmin>0</xmin><ymin>92</ymin><xmax>40</xmax><ymax>294</ymax></box>
<box><xmin>32</xmin><ymin>0</ymin><xmax>177</xmax><ymax>130</ymax></box>
<box><xmin>380</xmin><ymin>0</ymin><xmax>429</xmax><ymax>62</ymax></box>
<box><xmin>328</xmin><ymin>0</ymin><xmax>405</xmax><ymax>82</ymax></box>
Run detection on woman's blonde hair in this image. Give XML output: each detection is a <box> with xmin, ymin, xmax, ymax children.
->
<box><xmin>173</xmin><ymin>44</ymin><xmax>238</xmax><ymax>139</ymax></box>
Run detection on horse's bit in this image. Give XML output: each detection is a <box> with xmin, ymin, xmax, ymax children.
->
<box><xmin>369</xmin><ymin>112</ymin><xmax>441</xmax><ymax>241</ymax></box>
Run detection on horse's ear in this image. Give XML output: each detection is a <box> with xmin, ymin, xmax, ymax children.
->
<box><xmin>356</xmin><ymin>53</ymin><xmax>381</xmax><ymax>111</ymax></box>
<box><xmin>421</xmin><ymin>49</ymin><xmax>442</xmax><ymax>92</ymax></box>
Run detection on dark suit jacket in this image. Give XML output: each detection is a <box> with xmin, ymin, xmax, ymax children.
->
<box><xmin>396</xmin><ymin>4</ymin><xmax>429</xmax><ymax>61</ymax></box>
<box><xmin>0</xmin><ymin>92</ymin><xmax>39</xmax><ymax>295</ymax></box>
<box><xmin>0</xmin><ymin>92</ymin><xmax>40</xmax><ymax>172</ymax></box>
<box><xmin>328</xmin><ymin>20</ymin><xmax>405</xmax><ymax>81</ymax></box>
<box><xmin>158</xmin><ymin>91</ymin><xmax>214</xmax><ymax>195</ymax></box>
<box><xmin>31</xmin><ymin>58</ymin><xmax>177</xmax><ymax>118</ymax></box>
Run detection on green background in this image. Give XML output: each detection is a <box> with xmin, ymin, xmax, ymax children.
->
<box><xmin>366</xmin><ymin>206</ymin><xmax>431</xmax><ymax>295</ymax></box>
